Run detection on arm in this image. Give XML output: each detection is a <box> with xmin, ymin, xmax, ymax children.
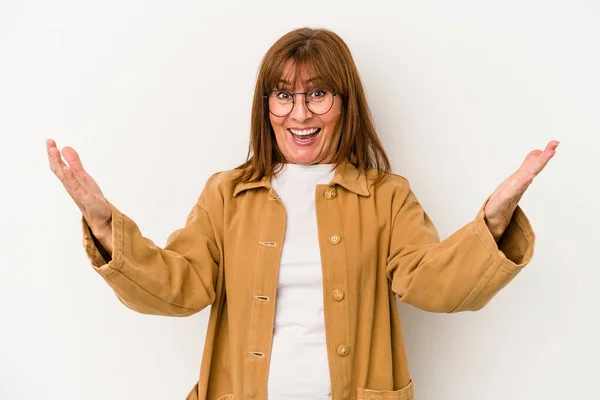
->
<box><xmin>47</xmin><ymin>139</ymin><xmax>221</xmax><ymax>317</ymax></box>
<box><xmin>385</xmin><ymin>185</ymin><xmax>535</xmax><ymax>313</ymax></box>
<box><xmin>82</xmin><ymin>190</ymin><xmax>221</xmax><ymax>317</ymax></box>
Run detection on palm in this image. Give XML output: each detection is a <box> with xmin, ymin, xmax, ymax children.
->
<box><xmin>484</xmin><ymin>140</ymin><xmax>559</xmax><ymax>240</ymax></box>
<box><xmin>47</xmin><ymin>139</ymin><xmax>112</xmax><ymax>229</ymax></box>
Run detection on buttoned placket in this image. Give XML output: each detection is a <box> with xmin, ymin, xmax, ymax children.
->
<box><xmin>243</xmin><ymin>187</ymin><xmax>287</xmax><ymax>399</ymax></box>
<box><xmin>315</xmin><ymin>184</ymin><xmax>352</xmax><ymax>400</ymax></box>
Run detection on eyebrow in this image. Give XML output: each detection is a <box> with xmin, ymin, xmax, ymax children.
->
<box><xmin>278</xmin><ymin>77</ymin><xmax>321</xmax><ymax>86</ymax></box>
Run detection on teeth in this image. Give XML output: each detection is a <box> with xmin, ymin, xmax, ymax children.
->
<box><xmin>290</xmin><ymin>128</ymin><xmax>319</xmax><ymax>136</ymax></box>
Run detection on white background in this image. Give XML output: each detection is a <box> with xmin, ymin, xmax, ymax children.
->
<box><xmin>1</xmin><ymin>0</ymin><xmax>599</xmax><ymax>399</ymax></box>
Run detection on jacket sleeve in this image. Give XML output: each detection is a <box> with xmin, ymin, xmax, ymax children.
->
<box><xmin>81</xmin><ymin>188</ymin><xmax>221</xmax><ymax>317</ymax></box>
<box><xmin>385</xmin><ymin>181</ymin><xmax>535</xmax><ymax>313</ymax></box>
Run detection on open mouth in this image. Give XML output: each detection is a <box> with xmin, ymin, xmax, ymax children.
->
<box><xmin>288</xmin><ymin>128</ymin><xmax>321</xmax><ymax>144</ymax></box>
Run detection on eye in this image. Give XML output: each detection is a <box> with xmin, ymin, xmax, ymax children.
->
<box><xmin>308</xmin><ymin>89</ymin><xmax>327</xmax><ymax>98</ymax></box>
<box><xmin>275</xmin><ymin>90</ymin><xmax>292</xmax><ymax>100</ymax></box>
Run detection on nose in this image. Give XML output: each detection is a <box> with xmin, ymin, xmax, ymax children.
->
<box><xmin>288</xmin><ymin>94</ymin><xmax>312</xmax><ymax>121</ymax></box>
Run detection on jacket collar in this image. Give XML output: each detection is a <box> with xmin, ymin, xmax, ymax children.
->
<box><xmin>233</xmin><ymin>161</ymin><xmax>370</xmax><ymax>197</ymax></box>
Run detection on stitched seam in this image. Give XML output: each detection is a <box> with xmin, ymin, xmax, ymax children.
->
<box><xmin>450</xmin><ymin>255</ymin><xmax>498</xmax><ymax>312</ymax></box>
<box><xmin>116</xmin><ymin>203</ymin><xmax>214</xmax><ymax>311</ymax></box>
<box><xmin>197</xmin><ymin>203</ymin><xmax>223</xmax><ymax>259</ymax></box>
<box><xmin>109</xmin><ymin>203</ymin><xmax>125</xmax><ymax>272</ymax></box>
<box><xmin>387</xmin><ymin>186</ymin><xmax>415</xmax><ymax>263</ymax></box>
<box><xmin>184</xmin><ymin>204</ymin><xmax>220</xmax><ymax>299</ymax></box>
<box><xmin>314</xmin><ymin>190</ymin><xmax>337</xmax><ymax>393</ymax></box>
<box><xmin>498</xmin><ymin>210</ymin><xmax>534</xmax><ymax>274</ymax></box>
<box><xmin>84</xmin><ymin>243</ymin><xmax>110</xmax><ymax>269</ymax></box>
<box><xmin>113</xmin><ymin>268</ymin><xmax>203</xmax><ymax>311</ymax></box>
<box><xmin>512</xmin><ymin>207</ymin><xmax>534</xmax><ymax>244</ymax></box>
<box><xmin>357</xmin><ymin>382</ymin><xmax>414</xmax><ymax>400</ymax></box>
<box><xmin>114</xmin><ymin>201</ymin><xmax>202</xmax><ymax>311</ymax></box>
<box><xmin>389</xmin><ymin>190</ymin><xmax>409</xmax><ymax>241</ymax></box>
<box><xmin>335</xmin><ymin>189</ymin><xmax>353</xmax><ymax>392</ymax></box>
<box><xmin>474</xmin><ymin>218</ymin><xmax>496</xmax><ymax>258</ymax></box>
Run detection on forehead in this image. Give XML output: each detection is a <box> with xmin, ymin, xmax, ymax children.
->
<box><xmin>279</xmin><ymin>59</ymin><xmax>315</xmax><ymax>88</ymax></box>
<box><xmin>265</xmin><ymin>54</ymin><xmax>339</xmax><ymax>93</ymax></box>
<box><xmin>276</xmin><ymin>58</ymin><xmax>337</xmax><ymax>92</ymax></box>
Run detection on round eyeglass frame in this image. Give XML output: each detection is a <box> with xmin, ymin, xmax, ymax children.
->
<box><xmin>263</xmin><ymin>90</ymin><xmax>339</xmax><ymax>117</ymax></box>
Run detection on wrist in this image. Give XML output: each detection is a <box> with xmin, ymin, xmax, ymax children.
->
<box><xmin>484</xmin><ymin>215</ymin><xmax>505</xmax><ymax>242</ymax></box>
<box><xmin>89</xmin><ymin>218</ymin><xmax>112</xmax><ymax>239</ymax></box>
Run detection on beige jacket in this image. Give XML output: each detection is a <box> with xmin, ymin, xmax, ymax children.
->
<box><xmin>82</xmin><ymin>161</ymin><xmax>535</xmax><ymax>400</ymax></box>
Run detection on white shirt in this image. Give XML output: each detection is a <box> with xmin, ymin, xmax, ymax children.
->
<box><xmin>267</xmin><ymin>163</ymin><xmax>335</xmax><ymax>400</ymax></box>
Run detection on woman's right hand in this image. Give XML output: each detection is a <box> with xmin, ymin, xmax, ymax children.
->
<box><xmin>47</xmin><ymin>139</ymin><xmax>114</xmax><ymax>253</ymax></box>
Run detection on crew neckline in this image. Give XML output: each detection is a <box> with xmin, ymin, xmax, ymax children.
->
<box><xmin>272</xmin><ymin>163</ymin><xmax>336</xmax><ymax>181</ymax></box>
<box><xmin>279</xmin><ymin>163</ymin><xmax>335</xmax><ymax>170</ymax></box>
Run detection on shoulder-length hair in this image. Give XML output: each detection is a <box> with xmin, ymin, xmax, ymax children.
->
<box><xmin>236</xmin><ymin>27</ymin><xmax>391</xmax><ymax>184</ymax></box>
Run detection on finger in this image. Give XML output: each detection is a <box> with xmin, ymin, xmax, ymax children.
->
<box><xmin>61</xmin><ymin>146</ymin><xmax>87</xmax><ymax>174</ymax></box>
<box><xmin>541</xmin><ymin>140</ymin><xmax>559</xmax><ymax>161</ymax></box>
<box><xmin>62</xmin><ymin>146</ymin><xmax>106</xmax><ymax>196</ymax></box>
<box><xmin>531</xmin><ymin>140</ymin><xmax>559</xmax><ymax>174</ymax></box>
<box><xmin>47</xmin><ymin>140</ymin><xmax>68</xmax><ymax>181</ymax></box>
<box><xmin>545</xmin><ymin>140</ymin><xmax>560</xmax><ymax>152</ymax></box>
<box><xmin>520</xmin><ymin>140</ymin><xmax>559</xmax><ymax>176</ymax></box>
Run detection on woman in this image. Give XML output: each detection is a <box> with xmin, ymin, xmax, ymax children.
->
<box><xmin>47</xmin><ymin>28</ymin><xmax>558</xmax><ymax>400</ymax></box>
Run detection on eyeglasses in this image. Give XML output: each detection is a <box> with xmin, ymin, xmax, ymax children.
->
<box><xmin>264</xmin><ymin>88</ymin><xmax>338</xmax><ymax>117</ymax></box>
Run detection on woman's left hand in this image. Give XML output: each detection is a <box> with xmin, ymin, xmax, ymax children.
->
<box><xmin>484</xmin><ymin>140</ymin><xmax>559</xmax><ymax>241</ymax></box>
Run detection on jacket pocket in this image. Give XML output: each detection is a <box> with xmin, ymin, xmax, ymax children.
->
<box><xmin>357</xmin><ymin>380</ymin><xmax>414</xmax><ymax>400</ymax></box>
<box><xmin>184</xmin><ymin>380</ymin><xmax>234</xmax><ymax>400</ymax></box>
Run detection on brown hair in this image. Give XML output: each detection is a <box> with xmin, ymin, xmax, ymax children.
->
<box><xmin>236</xmin><ymin>27</ymin><xmax>391</xmax><ymax>184</ymax></box>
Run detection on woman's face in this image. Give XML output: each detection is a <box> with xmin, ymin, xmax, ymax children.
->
<box><xmin>269</xmin><ymin>60</ymin><xmax>342</xmax><ymax>165</ymax></box>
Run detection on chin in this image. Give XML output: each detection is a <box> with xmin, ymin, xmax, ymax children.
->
<box><xmin>288</xmin><ymin>151</ymin><xmax>321</xmax><ymax>165</ymax></box>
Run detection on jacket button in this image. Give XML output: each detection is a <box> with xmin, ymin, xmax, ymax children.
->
<box><xmin>337</xmin><ymin>345</ymin><xmax>349</xmax><ymax>357</ymax></box>
<box><xmin>324</xmin><ymin>188</ymin><xmax>336</xmax><ymax>199</ymax></box>
<box><xmin>329</xmin><ymin>234</ymin><xmax>341</xmax><ymax>245</ymax></box>
<box><xmin>332</xmin><ymin>289</ymin><xmax>345</xmax><ymax>301</ymax></box>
